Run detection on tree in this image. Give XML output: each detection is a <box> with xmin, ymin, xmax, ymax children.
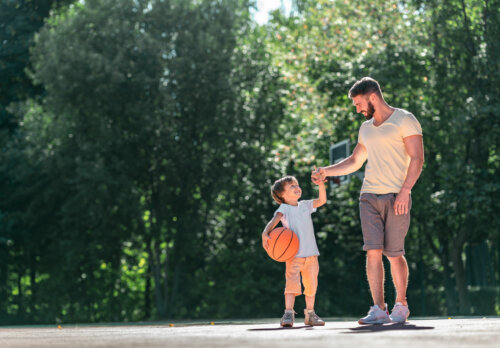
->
<box><xmin>0</xmin><ymin>0</ymin><xmax>285</xmax><ymax>323</ymax></box>
<box><xmin>0</xmin><ymin>0</ymin><xmax>75</xmax><ymax>143</ymax></box>
<box><xmin>409</xmin><ymin>0</ymin><xmax>500</xmax><ymax>314</ymax></box>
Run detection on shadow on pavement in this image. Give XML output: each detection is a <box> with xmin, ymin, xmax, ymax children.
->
<box><xmin>344</xmin><ymin>323</ymin><xmax>435</xmax><ymax>334</ymax></box>
<box><xmin>248</xmin><ymin>325</ymin><xmax>314</xmax><ymax>331</ymax></box>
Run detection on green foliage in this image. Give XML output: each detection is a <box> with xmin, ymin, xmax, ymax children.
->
<box><xmin>265</xmin><ymin>0</ymin><xmax>500</xmax><ymax>316</ymax></box>
<box><xmin>0</xmin><ymin>0</ymin><xmax>499</xmax><ymax>324</ymax></box>
<box><xmin>412</xmin><ymin>0</ymin><xmax>500</xmax><ymax>314</ymax></box>
<box><xmin>1</xmin><ymin>0</ymin><xmax>285</xmax><ymax>323</ymax></box>
<box><xmin>0</xmin><ymin>0</ymin><xmax>75</xmax><ymax>145</ymax></box>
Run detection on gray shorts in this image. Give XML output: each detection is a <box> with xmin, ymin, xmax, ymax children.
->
<box><xmin>359</xmin><ymin>193</ymin><xmax>412</xmax><ymax>257</ymax></box>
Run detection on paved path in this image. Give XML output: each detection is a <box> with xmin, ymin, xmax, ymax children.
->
<box><xmin>1</xmin><ymin>318</ymin><xmax>500</xmax><ymax>348</ymax></box>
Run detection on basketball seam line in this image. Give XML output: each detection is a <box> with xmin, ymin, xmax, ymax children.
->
<box><xmin>276</xmin><ymin>229</ymin><xmax>295</xmax><ymax>261</ymax></box>
<box><xmin>272</xmin><ymin>227</ymin><xmax>285</xmax><ymax>259</ymax></box>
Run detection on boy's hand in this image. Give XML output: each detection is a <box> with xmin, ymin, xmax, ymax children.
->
<box><xmin>311</xmin><ymin>166</ymin><xmax>327</xmax><ymax>184</ymax></box>
<box><xmin>311</xmin><ymin>176</ymin><xmax>325</xmax><ymax>185</ymax></box>
<box><xmin>262</xmin><ymin>232</ymin><xmax>271</xmax><ymax>250</ymax></box>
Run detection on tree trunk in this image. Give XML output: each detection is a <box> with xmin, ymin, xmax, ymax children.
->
<box><xmin>168</xmin><ymin>262</ymin><xmax>181</xmax><ymax>318</ymax></box>
<box><xmin>29</xmin><ymin>250</ymin><xmax>36</xmax><ymax>315</ymax></box>
<box><xmin>450</xmin><ymin>231</ymin><xmax>470</xmax><ymax>314</ymax></box>
<box><xmin>17</xmin><ymin>270</ymin><xmax>24</xmax><ymax>320</ymax></box>
<box><xmin>441</xmin><ymin>248</ymin><xmax>457</xmax><ymax>315</ymax></box>
<box><xmin>151</xmin><ymin>239</ymin><xmax>166</xmax><ymax>318</ymax></box>
<box><xmin>417</xmin><ymin>232</ymin><xmax>426</xmax><ymax>315</ymax></box>
<box><xmin>163</xmin><ymin>250</ymin><xmax>169</xmax><ymax>318</ymax></box>
<box><xmin>0</xmin><ymin>245</ymin><xmax>7</xmax><ymax>316</ymax></box>
<box><xmin>144</xmin><ymin>261</ymin><xmax>151</xmax><ymax>320</ymax></box>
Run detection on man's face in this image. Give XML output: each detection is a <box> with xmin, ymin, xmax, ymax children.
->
<box><xmin>352</xmin><ymin>95</ymin><xmax>375</xmax><ymax>120</ymax></box>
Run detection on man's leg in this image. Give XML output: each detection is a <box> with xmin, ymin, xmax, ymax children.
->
<box><xmin>387</xmin><ymin>255</ymin><xmax>410</xmax><ymax>323</ymax></box>
<box><xmin>384</xmin><ymin>193</ymin><xmax>411</xmax><ymax>306</ymax></box>
<box><xmin>387</xmin><ymin>255</ymin><xmax>408</xmax><ymax>305</ymax></box>
<box><xmin>384</xmin><ymin>194</ymin><xmax>411</xmax><ymax>323</ymax></box>
<box><xmin>358</xmin><ymin>194</ymin><xmax>391</xmax><ymax>324</ymax></box>
<box><xmin>366</xmin><ymin>249</ymin><xmax>385</xmax><ymax>310</ymax></box>
<box><xmin>358</xmin><ymin>248</ymin><xmax>391</xmax><ymax>324</ymax></box>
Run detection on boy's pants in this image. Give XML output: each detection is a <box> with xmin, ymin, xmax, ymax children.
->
<box><xmin>284</xmin><ymin>256</ymin><xmax>319</xmax><ymax>297</ymax></box>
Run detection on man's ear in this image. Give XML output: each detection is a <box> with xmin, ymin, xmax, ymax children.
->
<box><xmin>368</xmin><ymin>92</ymin><xmax>377</xmax><ymax>103</ymax></box>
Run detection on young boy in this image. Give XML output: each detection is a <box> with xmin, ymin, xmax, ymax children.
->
<box><xmin>262</xmin><ymin>173</ymin><xmax>327</xmax><ymax>327</ymax></box>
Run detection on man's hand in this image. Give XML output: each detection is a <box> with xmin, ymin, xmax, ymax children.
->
<box><xmin>311</xmin><ymin>166</ymin><xmax>326</xmax><ymax>184</ymax></box>
<box><xmin>262</xmin><ymin>232</ymin><xmax>271</xmax><ymax>250</ymax></box>
<box><xmin>394</xmin><ymin>188</ymin><xmax>411</xmax><ymax>215</ymax></box>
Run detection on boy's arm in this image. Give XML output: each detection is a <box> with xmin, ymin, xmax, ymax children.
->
<box><xmin>312</xmin><ymin>181</ymin><xmax>327</xmax><ymax>208</ymax></box>
<box><xmin>262</xmin><ymin>212</ymin><xmax>283</xmax><ymax>250</ymax></box>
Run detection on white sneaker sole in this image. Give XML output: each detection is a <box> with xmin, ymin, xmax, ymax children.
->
<box><xmin>390</xmin><ymin>310</ymin><xmax>410</xmax><ymax>323</ymax></box>
<box><xmin>358</xmin><ymin>317</ymin><xmax>391</xmax><ymax>325</ymax></box>
<box><xmin>305</xmin><ymin>321</ymin><xmax>325</xmax><ymax>326</ymax></box>
<box><xmin>389</xmin><ymin>316</ymin><xmax>409</xmax><ymax>323</ymax></box>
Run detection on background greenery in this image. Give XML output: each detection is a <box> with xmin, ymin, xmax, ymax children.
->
<box><xmin>0</xmin><ymin>0</ymin><xmax>498</xmax><ymax>324</ymax></box>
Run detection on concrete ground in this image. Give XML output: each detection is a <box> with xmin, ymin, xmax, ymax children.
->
<box><xmin>1</xmin><ymin>317</ymin><xmax>500</xmax><ymax>348</ymax></box>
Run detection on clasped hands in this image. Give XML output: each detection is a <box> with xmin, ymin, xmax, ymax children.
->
<box><xmin>311</xmin><ymin>166</ymin><xmax>327</xmax><ymax>185</ymax></box>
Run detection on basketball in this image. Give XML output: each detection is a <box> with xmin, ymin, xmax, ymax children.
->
<box><xmin>266</xmin><ymin>227</ymin><xmax>299</xmax><ymax>262</ymax></box>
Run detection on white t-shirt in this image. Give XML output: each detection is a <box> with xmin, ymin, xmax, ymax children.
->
<box><xmin>358</xmin><ymin>108</ymin><xmax>423</xmax><ymax>194</ymax></box>
<box><xmin>274</xmin><ymin>200</ymin><xmax>319</xmax><ymax>258</ymax></box>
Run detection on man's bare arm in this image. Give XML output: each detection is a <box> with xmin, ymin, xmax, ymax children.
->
<box><xmin>394</xmin><ymin>134</ymin><xmax>424</xmax><ymax>215</ymax></box>
<box><xmin>320</xmin><ymin>143</ymin><xmax>368</xmax><ymax>178</ymax></box>
<box><xmin>400</xmin><ymin>135</ymin><xmax>424</xmax><ymax>193</ymax></box>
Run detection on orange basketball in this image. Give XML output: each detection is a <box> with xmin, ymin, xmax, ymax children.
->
<box><xmin>266</xmin><ymin>227</ymin><xmax>299</xmax><ymax>262</ymax></box>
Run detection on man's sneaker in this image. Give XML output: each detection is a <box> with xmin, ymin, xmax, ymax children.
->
<box><xmin>304</xmin><ymin>309</ymin><xmax>325</xmax><ymax>326</ymax></box>
<box><xmin>358</xmin><ymin>304</ymin><xmax>391</xmax><ymax>324</ymax></box>
<box><xmin>280</xmin><ymin>309</ymin><xmax>295</xmax><ymax>327</ymax></box>
<box><xmin>389</xmin><ymin>302</ymin><xmax>410</xmax><ymax>323</ymax></box>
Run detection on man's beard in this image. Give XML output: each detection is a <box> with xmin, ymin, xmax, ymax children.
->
<box><xmin>364</xmin><ymin>101</ymin><xmax>375</xmax><ymax>120</ymax></box>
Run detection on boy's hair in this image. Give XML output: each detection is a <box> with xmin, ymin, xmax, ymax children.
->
<box><xmin>348</xmin><ymin>77</ymin><xmax>382</xmax><ymax>99</ymax></box>
<box><xmin>271</xmin><ymin>176</ymin><xmax>298</xmax><ymax>204</ymax></box>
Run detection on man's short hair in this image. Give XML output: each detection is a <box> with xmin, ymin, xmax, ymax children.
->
<box><xmin>348</xmin><ymin>77</ymin><xmax>382</xmax><ymax>99</ymax></box>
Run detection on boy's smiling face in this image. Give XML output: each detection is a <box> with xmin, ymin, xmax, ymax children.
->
<box><xmin>281</xmin><ymin>180</ymin><xmax>302</xmax><ymax>205</ymax></box>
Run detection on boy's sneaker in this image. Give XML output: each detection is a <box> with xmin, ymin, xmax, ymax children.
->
<box><xmin>389</xmin><ymin>302</ymin><xmax>410</xmax><ymax>323</ymax></box>
<box><xmin>358</xmin><ymin>304</ymin><xmax>391</xmax><ymax>324</ymax></box>
<box><xmin>280</xmin><ymin>309</ymin><xmax>295</xmax><ymax>327</ymax></box>
<box><xmin>304</xmin><ymin>309</ymin><xmax>325</xmax><ymax>326</ymax></box>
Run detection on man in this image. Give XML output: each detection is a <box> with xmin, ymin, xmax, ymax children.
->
<box><xmin>312</xmin><ymin>77</ymin><xmax>424</xmax><ymax>324</ymax></box>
